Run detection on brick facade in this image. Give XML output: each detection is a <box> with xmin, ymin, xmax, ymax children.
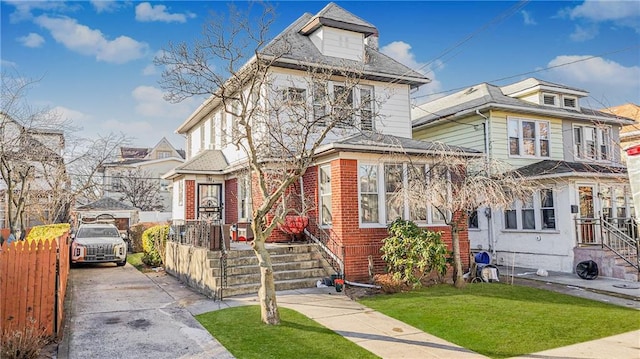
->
<box><xmin>225</xmin><ymin>178</ymin><xmax>238</xmax><ymax>225</ymax></box>
<box><xmin>185</xmin><ymin>180</ymin><xmax>195</xmax><ymax>220</ymax></box>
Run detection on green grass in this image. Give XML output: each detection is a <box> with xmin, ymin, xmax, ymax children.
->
<box><xmin>196</xmin><ymin>305</ymin><xmax>379</xmax><ymax>359</ymax></box>
<box><xmin>126</xmin><ymin>252</ymin><xmax>150</xmax><ymax>272</ymax></box>
<box><xmin>359</xmin><ymin>283</ymin><xmax>640</xmax><ymax>358</ymax></box>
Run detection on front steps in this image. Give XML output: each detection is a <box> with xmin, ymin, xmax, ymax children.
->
<box><xmin>208</xmin><ymin>243</ymin><xmax>336</xmax><ymax>298</ymax></box>
<box><xmin>574</xmin><ymin>246</ymin><xmax>639</xmax><ymax>282</ymax></box>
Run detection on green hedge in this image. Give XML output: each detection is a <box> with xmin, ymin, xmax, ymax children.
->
<box><xmin>141</xmin><ymin>225</ymin><xmax>169</xmax><ymax>267</ymax></box>
<box><xmin>25</xmin><ymin>223</ymin><xmax>71</xmax><ymax>243</ymax></box>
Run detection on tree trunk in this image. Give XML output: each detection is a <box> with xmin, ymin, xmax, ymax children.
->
<box><xmin>251</xmin><ymin>225</ymin><xmax>280</xmax><ymax>325</ymax></box>
<box><xmin>450</xmin><ymin>224</ymin><xmax>466</xmax><ymax>289</ymax></box>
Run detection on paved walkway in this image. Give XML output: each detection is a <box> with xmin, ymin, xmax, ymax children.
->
<box><xmin>146</xmin><ymin>266</ymin><xmax>640</xmax><ymax>359</ymax></box>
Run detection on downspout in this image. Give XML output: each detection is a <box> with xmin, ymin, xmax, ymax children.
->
<box><xmin>476</xmin><ymin>109</ymin><xmax>495</xmax><ymax>262</ymax></box>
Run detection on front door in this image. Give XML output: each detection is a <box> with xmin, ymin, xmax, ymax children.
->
<box><xmin>578</xmin><ymin>185</ymin><xmax>597</xmax><ymax>244</ymax></box>
<box><xmin>198</xmin><ymin>183</ymin><xmax>223</xmax><ymax>221</ymax></box>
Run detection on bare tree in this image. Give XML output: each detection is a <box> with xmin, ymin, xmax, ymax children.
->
<box><xmin>115</xmin><ymin>168</ymin><xmax>164</xmax><ymax>211</ymax></box>
<box><xmin>403</xmin><ymin>145</ymin><xmax>538</xmax><ymax>288</ymax></box>
<box><xmin>156</xmin><ymin>3</ymin><xmax>379</xmax><ymax>324</ymax></box>
<box><xmin>1</xmin><ymin>69</ymin><xmax>130</xmax><ymax>235</ymax></box>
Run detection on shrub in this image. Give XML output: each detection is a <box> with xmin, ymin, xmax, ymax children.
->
<box><xmin>128</xmin><ymin>222</ymin><xmax>158</xmax><ymax>253</ymax></box>
<box><xmin>25</xmin><ymin>223</ymin><xmax>70</xmax><ymax>243</ymax></box>
<box><xmin>141</xmin><ymin>225</ymin><xmax>169</xmax><ymax>267</ymax></box>
<box><xmin>373</xmin><ymin>273</ymin><xmax>409</xmax><ymax>294</ymax></box>
<box><xmin>0</xmin><ymin>320</ymin><xmax>49</xmax><ymax>359</ymax></box>
<box><xmin>380</xmin><ymin>218</ymin><xmax>448</xmax><ymax>288</ymax></box>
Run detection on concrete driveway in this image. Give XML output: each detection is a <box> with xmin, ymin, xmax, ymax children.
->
<box><xmin>58</xmin><ymin>263</ymin><xmax>233</xmax><ymax>359</ymax></box>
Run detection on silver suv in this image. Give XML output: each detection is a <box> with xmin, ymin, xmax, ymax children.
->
<box><xmin>71</xmin><ymin>223</ymin><xmax>127</xmax><ymax>266</ymax></box>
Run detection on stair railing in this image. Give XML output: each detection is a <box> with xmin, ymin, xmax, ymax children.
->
<box><xmin>303</xmin><ymin>218</ymin><xmax>344</xmax><ymax>278</ymax></box>
<box><xmin>601</xmin><ymin>217</ymin><xmax>639</xmax><ymax>271</ymax></box>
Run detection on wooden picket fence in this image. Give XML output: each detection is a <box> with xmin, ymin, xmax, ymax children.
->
<box><xmin>0</xmin><ymin>232</ymin><xmax>70</xmax><ymax>338</ymax></box>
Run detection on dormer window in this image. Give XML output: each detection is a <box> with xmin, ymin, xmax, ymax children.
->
<box><xmin>542</xmin><ymin>94</ymin><xmax>558</xmax><ymax>106</ymax></box>
<box><xmin>563</xmin><ymin>96</ymin><xmax>577</xmax><ymax>109</ymax></box>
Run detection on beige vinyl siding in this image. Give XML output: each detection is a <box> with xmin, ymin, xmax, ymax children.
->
<box><xmin>321</xmin><ymin>27</ymin><xmax>364</xmax><ymax>61</ymax></box>
<box><xmin>490</xmin><ymin>110</ymin><xmax>563</xmax><ymax>168</ymax></box>
<box><xmin>413</xmin><ymin>115</ymin><xmax>485</xmax><ymax>151</ymax></box>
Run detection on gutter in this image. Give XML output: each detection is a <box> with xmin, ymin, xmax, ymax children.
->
<box><xmin>314</xmin><ymin>142</ymin><xmax>483</xmax><ymax>158</ymax></box>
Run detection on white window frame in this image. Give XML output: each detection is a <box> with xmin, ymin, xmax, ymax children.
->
<box><xmin>237</xmin><ymin>175</ymin><xmax>250</xmax><ymax>221</ymax></box>
<box><xmin>507</xmin><ymin>118</ymin><xmax>551</xmax><ymax>158</ymax></box>
<box><xmin>318</xmin><ymin>165</ymin><xmax>332</xmax><ymax>227</ymax></box>
<box><xmin>328</xmin><ymin>82</ymin><xmax>375</xmax><ymax>131</ymax></box>
<box><xmin>359</xmin><ymin>85</ymin><xmax>375</xmax><ymax>131</ymax></box>
<box><xmin>503</xmin><ymin>189</ymin><xmax>557</xmax><ymax>231</ymax></box>
<box><xmin>573</xmin><ymin>124</ymin><xmax>611</xmax><ymax>161</ymax></box>
<box><xmin>358</xmin><ymin>162</ymin><xmax>449</xmax><ymax>227</ymax></box>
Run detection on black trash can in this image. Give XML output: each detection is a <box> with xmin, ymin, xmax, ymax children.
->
<box><xmin>576</xmin><ymin>260</ymin><xmax>599</xmax><ymax>280</ymax></box>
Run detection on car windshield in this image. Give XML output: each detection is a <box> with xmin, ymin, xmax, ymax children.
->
<box><xmin>77</xmin><ymin>227</ymin><xmax>120</xmax><ymax>238</ymax></box>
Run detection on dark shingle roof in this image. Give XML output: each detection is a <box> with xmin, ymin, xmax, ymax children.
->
<box><xmin>76</xmin><ymin>197</ymin><xmax>137</xmax><ymax>211</ymax></box>
<box><xmin>515</xmin><ymin>160</ymin><xmax>626</xmax><ymax>178</ymax></box>
<box><xmin>320</xmin><ymin>132</ymin><xmax>480</xmax><ymax>155</ymax></box>
<box><xmin>412</xmin><ymin>82</ymin><xmax>635</xmax><ymax>128</ymax></box>
<box><xmin>261</xmin><ymin>4</ymin><xmax>429</xmax><ymax>87</ymax></box>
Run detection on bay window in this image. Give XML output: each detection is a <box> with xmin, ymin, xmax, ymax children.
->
<box><xmin>359</xmin><ymin>164</ymin><xmax>379</xmax><ymax>224</ymax></box>
<box><xmin>319</xmin><ymin>165</ymin><xmax>332</xmax><ymax>226</ymax></box>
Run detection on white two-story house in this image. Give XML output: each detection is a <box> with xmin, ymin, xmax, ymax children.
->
<box><xmin>164</xmin><ymin>2</ymin><xmax>480</xmax><ymax>281</ymax></box>
<box><xmin>412</xmin><ymin>78</ymin><xmax>637</xmax><ymax>280</ymax></box>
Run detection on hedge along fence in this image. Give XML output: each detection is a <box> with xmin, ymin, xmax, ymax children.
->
<box><xmin>0</xmin><ymin>227</ymin><xmax>71</xmax><ymax>338</ymax></box>
<box><xmin>142</xmin><ymin>225</ymin><xmax>169</xmax><ymax>267</ymax></box>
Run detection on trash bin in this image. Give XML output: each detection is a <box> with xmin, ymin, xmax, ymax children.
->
<box><xmin>576</xmin><ymin>260</ymin><xmax>598</xmax><ymax>280</ymax></box>
<box><xmin>476</xmin><ymin>263</ymin><xmax>499</xmax><ymax>282</ymax></box>
<box><xmin>474</xmin><ymin>251</ymin><xmax>491</xmax><ymax>264</ymax></box>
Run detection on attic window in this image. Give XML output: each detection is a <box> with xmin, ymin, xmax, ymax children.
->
<box><xmin>563</xmin><ymin>97</ymin><xmax>577</xmax><ymax>108</ymax></box>
<box><xmin>543</xmin><ymin>94</ymin><xmax>557</xmax><ymax>106</ymax></box>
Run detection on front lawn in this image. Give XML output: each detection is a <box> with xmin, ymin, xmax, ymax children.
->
<box><xmin>126</xmin><ymin>252</ymin><xmax>151</xmax><ymax>272</ymax></box>
<box><xmin>359</xmin><ymin>283</ymin><xmax>640</xmax><ymax>358</ymax></box>
<box><xmin>196</xmin><ymin>305</ymin><xmax>379</xmax><ymax>359</ymax></box>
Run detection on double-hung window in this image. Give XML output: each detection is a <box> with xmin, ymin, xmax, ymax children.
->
<box><xmin>508</xmin><ymin>118</ymin><xmax>550</xmax><ymax>157</ymax></box>
<box><xmin>334</xmin><ymin>84</ymin><xmax>354</xmax><ymax>127</ymax></box>
<box><xmin>319</xmin><ymin>165</ymin><xmax>332</xmax><ymax>226</ymax></box>
<box><xmin>503</xmin><ymin>189</ymin><xmax>556</xmax><ymax>231</ymax></box>
<box><xmin>313</xmin><ymin>81</ymin><xmax>327</xmax><ymax>126</ymax></box>
<box><xmin>384</xmin><ymin>164</ymin><xmax>404</xmax><ymax>222</ymax></box>
<box><xmin>220</xmin><ymin>112</ymin><xmax>227</xmax><ymax>147</ymax></box>
<box><xmin>360</xmin><ymin>86</ymin><xmax>374</xmax><ymax>131</ymax></box>
<box><xmin>573</xmin><ymin>125</ymin><xmax>610</xmax><ymax>161</ymax></box>
<box><xmin>238</xmin><ymin>176</ymin><xmax>250</xmax><ymax>221</ymax></box>
<box><xmin>359</xmin><ymin>164</ymin><xmax>379</xmax><ymax>224</ymax></box>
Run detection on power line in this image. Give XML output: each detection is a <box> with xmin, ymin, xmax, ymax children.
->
<box><xmin>412</xmin><ymin>44</ymin><xmax>640</xmax><ymax>101</ymax></box>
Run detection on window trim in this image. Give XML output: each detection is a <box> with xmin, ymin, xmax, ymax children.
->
<box><xmin>507</xmin><ymin>117</ymin><xmax>551</xmax><ymax>158</ymax></box>
<box><xmin>572</xmin><ymin>124</ymin><xmax>611</xmax><ymax>162</ymax></box>
<box><xmin>502</xmin><ymin>189</ymin><xmax>557</xmax><ymax>231</ymax></box>
<box><xmin>542</xmin><ymin>93</ymin><xmax>559</xmax><ymax>107</ymax></box>
<box><xmin>562</xmin><ymin>95</ymin><xmax>578</xmax><ymax>109</ymax></box>
<box><xmin>318</xmin><ymin>164</ymin><xmax>332</xmax><ymax>227</ymax></box>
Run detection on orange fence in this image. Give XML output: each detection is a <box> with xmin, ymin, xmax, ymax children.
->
<box><xmin>0</xmin><ymin>232</ymin><xmax>70</xmax><ymax>338</ymax></box>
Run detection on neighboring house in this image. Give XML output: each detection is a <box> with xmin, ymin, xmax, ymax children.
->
<box><xmin>412</xmin><ymin>78</ymin><xmax>638</xmax><ymax>280</ymax></box>
<box><xmin>164</xmin><ymin>3</ymin><xmax>476</xmax><ymax>281</ymax></box>
<box><xmin>100</xmin><ymin>137</ymin><xmax>185</xmax><ymax>212</ymax></box>
<box><xmin>0</xmin><ymin>113</ymin><xmax>69</xmax><ymax>229</ymax></box>
<box><xmin>73</xmin><ymin>196</ymin><xmax>139</xmax><ymax>237</ymax></box>
<box><xmin>601</xmin><ymin>103</ymin><xmax>640</xmax><ymax>162</ymax></box>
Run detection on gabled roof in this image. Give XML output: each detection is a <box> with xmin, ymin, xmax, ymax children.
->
<box><xmin>163</xmin><ymin>150</ymin><xmax>228</xmax><ymax>179</ymax></box>
<box><xmin>120</xmin><ymin>147</ymin><xmax>149</xmax><ymax>159</ymax></box>
<box><xmin>515</xmin><ymin>160</ymin><xmax>627</xmax><ymax>180</ymax></box>
<box><xmin>76</xmin><ymin>197</ymin><xmax>137</xmax><ymax>211</ymax></box>
<box><xmin>316</xmin><ymin>132</ymin><xmax>481</xmax><ymax>157</ymax></box>
<box><xmin>412</xmin><ymin>81</ymin><xmax>635</xmax><ymax>129</ymax></box>
<box><xmin>500</xmin><ymin>77</ymin><xmax>588</xmax><ymax>97</ymax></box>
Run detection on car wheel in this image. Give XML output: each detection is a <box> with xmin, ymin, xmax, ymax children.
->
<box><xmin>117</xmin><ymin>259</ymin><xmax>126</xmax><ymax>267</ymax></box>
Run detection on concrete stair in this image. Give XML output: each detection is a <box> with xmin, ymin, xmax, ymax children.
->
<box><xmin>207</xmin><ymin>243</ymin><xmax>336</xmax><ymax>298</ymax></box>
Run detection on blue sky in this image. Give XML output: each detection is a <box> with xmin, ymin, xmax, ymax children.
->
<box><xmin>1</xmin><ymin>1</ymin><xmax>639</xmax><ymax>149</ymax></box>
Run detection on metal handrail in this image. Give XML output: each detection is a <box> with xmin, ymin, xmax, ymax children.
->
<box><xmin>601</xmin><ymin>218</ymin><xmax>639</xmax><ymax>270</ymax></box>
<box><xmin>303</xmin><ymin>217</ymin><xmax>344</xmax><ymax>277</ymax></box>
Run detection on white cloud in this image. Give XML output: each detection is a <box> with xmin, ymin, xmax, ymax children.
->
<box><xmin>90</xmin><ymin>1</ymin><xmax>120</xmax><ymax>14</ymax></box>
<box><xmin>17</xmin><ymin>33</ymin><xmax>45</xmax><ymax>48</ymax></box>
<box><xmin>51</xmin><ymin>106</ymin><xmax>90</xmax><ymax>123</ymax></box>
<box><xmin>1</xmin><ymin>59</ymin><xmax>18</xmax><ymax>68</ymax></box>
<box><xmin>546</xmin><ymin>55</ymin><xmax>640</xmax><ymax>106</ymax></box>
<box><xmin>4</xmin><ymin>0</ymin><xmax>69</xmax><ymax>23</ymax></box>
<box><xmin>142</xmin><ymin>64</ymin><xmax>157</xmax><ymax>76</ymax></box>
<box><xmin>132</xmin><ymin>85</ymin><xmax>198</xmax><ymax>119</ymax></box>
<box><xmin>380</xmin><ymin>41</ymin><xmax>443</xmax><ymax>104</ymax></box>
<box><xmin>561</xmin><ymin>0</ymin><xmax>640</xmax><ymax>40</ymax></box>
<box><xmin>34</xmin><ymin>15</ymin><xmax>148</xmax><ymax>64</ymax></box>
<box><xmin>135</xmin><ymin>2</ymin><xmax>195</xmax><ymax>23</ymax></box>
<box><xmin>521</xmin><ymin>10</ymin><xmax>537</xmax><ymax>25</ymax></box>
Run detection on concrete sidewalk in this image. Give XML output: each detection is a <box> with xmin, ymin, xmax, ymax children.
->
<box><xmin>147</xmin><ymin>269</ymin><xmax>640</xmax><ymax>359</ymax></box>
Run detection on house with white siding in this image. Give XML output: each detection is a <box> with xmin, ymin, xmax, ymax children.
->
<box><xmin>164</xmin><ymin>2</ymin><xmax>478</xmax><ymax>282</ymax></box>
<box><xmin>412</xmin><ymin>78</ymin><xmax>638</xmax><ymax>281</ymax></box>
